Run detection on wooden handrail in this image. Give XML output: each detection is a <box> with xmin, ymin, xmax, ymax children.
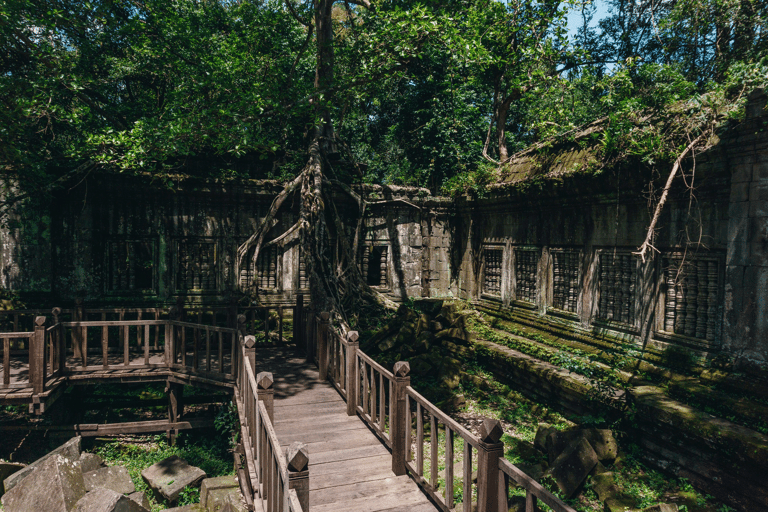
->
<box><xmin>498</xmin><ymin>458</ymin><xmax>576</xmax><ymax>512</ymax></box>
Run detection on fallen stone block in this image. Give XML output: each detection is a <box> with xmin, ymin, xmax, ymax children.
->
<box><xmin>548</xmin><ymin>437</ymin><xmax>598</xmax><ymax>498</ymax></box>
<box><xmin>1</xmin><ymin>454</ymin><xmax>86</xmax><ymax>512</ymax></box>
<box><xmin>642</xmin><ymin>504</ymin><xmax>678</xmax><ymax>512</ymax></box>
<box><xmin>546</xmin><ymin>428</ymin><xmax>618</xmax><ymax>464</ymax></box>
<box><xmin>207</xmin><ymin>487</ymin><xmax>245</xmax><ymax>512</ymax></box>
<box><xmin>3</xmin><ymin>436</ymin><xmax>82</xmax><ymax>494</ymax></box>
<box><xmin>79</xmin><ymin>453</ymin><xmax>106</xmax><ymax>474</ymax></box>
<box><xmin>200</xmin><ymin>475</ymin><xmax>238</xmax><ymax>508</ymax></box>
<box><xmin>591</xmin><ymin>472</ymin><xmax>619</xmax><ymax>502</ymax></box>
<box><xmin>604</xmin><ymin>495</ymin><xmax>640</xmax><ymax>512</ymax></box>
<box><xmin>127</xmin><ymin>492</ymin><xmax>150</xmax><ymax>509</ymax></box>
<box><xmin>534</xmin><ymin>423</ymin><xmax>557</xmax><ymax>452</ymax></box>
<box><xmin>141</xmin><ymin>455</ymin><xmax>206</xmax><ymax>502</ymax></box>
<box><xmin>159</xmin><ymin>506</ymin><xmax>205</xmax><ymax>512</ymax></box>
<box><xmin>74</xmin><ymin>487</ymin><xmax>148</xmax><ymax>512</ymax></box>
<box><xmin>84</xmin><ymin>466</ymin><xmax>135</xmax><ymax>494</ymax></box>
<box><xmin>0</xmin><ymin>462</ymin><xmax>25</xmax><ymax>496</ymax></box>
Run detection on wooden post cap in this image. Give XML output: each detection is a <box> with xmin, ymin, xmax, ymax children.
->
<box><xmin>320</xmin><ymin>312</ymin><xmax>330</xmax><ymax>322</ymax></box>
<box><xmin>256</xmin><ymin>372</ymin><xmax>274</xmax><ymax>389</ymax></box>
<box><xmin>479</xmin><ymin>418</ymin><xmax>503</xmax><ymax>443</ymax></box>
<box><xmin>244</xmin><ymin>335</ymin><xmax>257</xmax><ymax>349</ymax></box>
<box><xmin>347</xmin><ymin>331</ymin><xmax>359</xmax><ymax>343</ymax></box>
<box><xmin>52</xmin><ymin>307</ymin><xmax>62</xmax><ymax>316</ymax></box>
<box><xmin>237</xmin><ymin>314</ymin><xmax>247</xmax><ymax>324</ymax></box>
<box><xmin>393</xmin><ymin>361</ymin><xmax>410</xmax><ymax>377</ymax></box>
<box><xmin>75</xmin><ymin>298</ymin><xmax>83</xmax><ymax>305</ymax></box>
<box><xmin>287</xmin><ymin>442</ymin><xmax>309</xmax><ymax>472</ymax></box>
<box><xmin>34</xmin><ymin>316</ymin><xmax>46</xmax><ymax>327</ymax></box>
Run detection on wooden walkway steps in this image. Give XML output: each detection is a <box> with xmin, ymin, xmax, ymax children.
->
<box><xmin>251</xmin><ymin>347</ymin><xmax>439</xmax><ymax>512</ymax></box>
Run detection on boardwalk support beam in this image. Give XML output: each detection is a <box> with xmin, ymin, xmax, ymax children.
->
<box><xmin>477</xmin><ymin>418</ymin><xmax>505</xmax><ymax>512</ymax></box>
<box><xmin>346</xmin><ymin>331</ymin><xmax>359</xmax><ymax>416</ymax></box>
<box><xmin>30</xmin><ymin>316</ymin><xmax>47</xmax><ymax>397</ymax></box>
<box><xmin>391</xmin><ymin>361</ymin><xmax>411</xmax><ymax>476</ymax></box>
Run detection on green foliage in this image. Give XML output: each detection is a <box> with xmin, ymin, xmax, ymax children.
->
<box><xmin>177</xmin><ymin>486</ymin><xmax>200</xmax><ymax>506</ymax></box>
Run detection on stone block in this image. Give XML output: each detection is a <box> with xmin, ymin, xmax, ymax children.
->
<box><xmin>731</xmin><ymin>163</ymin><xmax>753</xmax><ymax>183</ymax></box>
<box><xmin>1</xmin><ymin>454</ymin><xmax>86</xmax><ymax>512</ymax></box>
<box><xmin>84</xmin><ymin>466</ymin><xmax>135</xmax><ymax>494</ymax></box>
<box><xmin>0</xmin><ymin>462</ymin><xmax>25</xmax><ymax>496</ymax></box>
<box><xmin>74</xmin><ymin>488</ymin><xmax>148</xmax><ymax>512</ymax></box>
<box><xmin>534</xmin><ymin>423</ymin><xmax>556</xmax><ymax>452</ymax></box>
<box><xmin>3</xmin><ymin>436</ymin><xmax>81</xmax><ymax>494</ymax></box>
<box><xmin>729</xmin><ymin>182</ymin><xmax>750</xmax><ymax>203</ymax></box>
<box><xmin>200</xmin><ymin>475</ymin><xmax>238</xmax><ymax>507</ymax></box>
<box><xmin>548</xmin><ymin>437</ymin><xmax>598</xmax><ymax>498</ymax></box>
<box><xmin>141</xmin><ymin>455</ymin><xmax>206</xmax><ymax>502</ymax></box>
<box><xmin>591</xmin><ymin>472</ymin><xmax>619</xmax><ymax>501</ymax></box>
<box><xmin>127</xmin><ymin>492</ymin><xmax>150</xmax><ymax>510</ymax></box>
<box><xmin>79</xmin><ymin>453</ymin><xmax>105</xmax><ymax>474</ymax></box>
<box><xmin>604</xmin><ymin>495</ymin><xmax>640</xmax><ymax>512</ymax></box>
<box><xmin>205</xmin><ymin>487</ymin><xmax>245</xmax><ymax>512</ymax></box>
<box><xmin>546</xmin><ymin>429</ymin><xmax>618</xmax><ymax>464</ymax></box>
<box><xmin>158</xmin><ymin>506</ymin><xmax>205</xmax><ymax>512</ymax></box>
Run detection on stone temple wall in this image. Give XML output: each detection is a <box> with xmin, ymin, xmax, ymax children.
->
<box><xmin>0</xmin><ymin>175</ymin><xmax>452</xmax><ymax>306</ymax></box>
<box><xmin>1</xmin><ymin>90</ymin><xmax>766</xmax><ymax>368</ymax></box>
<box><xmin>454</xmin><ymin>89</ymin><xmax>768</xmax><ymax>369</ymax></box>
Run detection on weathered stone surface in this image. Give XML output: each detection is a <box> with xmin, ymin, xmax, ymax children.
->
<box><xmin>159</xmin><ymin>506</ymin><xmax>205</xmax><ymax>512</ymax></box>
<box><xmin>534</xmin><ymin>423</ymin><xmax>557</xmax><ymax>452</ymax></box>
<box><xmin>141</xmin><ymin>455</ymin><xmax>206</xmax><ymax>502</ymax></box>
<box><xmin>0</xmin><ymin>462</ymin><xmax>25</xmax><ymax>496</ymax></box>
<box><xmin>206</xmin><ymin>488</ymin><xmax>245</xmax><ymax>512</ymax></box>
<box><xmin>604</xmin><ymin>495</ymin><xmax>639</xmax><ymax>512</ymax></box>
<box><xmin>74</xmin><ymin>488</ymin><xmax>148</xmax><ymax>512</ymax></box>
<box><xmin>127</xmin><ymin>492</ymin><xmax>150</xmax><ymax>510</ymax></box>
<box><xmin>546</xmin><ymin>428</ymin><xmax>618</xmax><ymax>464</ymax></box>
<box><xmin>84</xmin><ymin>466</ymin><xmax>136</xmax><ymax>494</ymax></box>
<box><xmin>3</xmin><ymin>436</ymin><xmax>82</xmax><ymax>494</ymax></box>
<box><xmin>508</xmin><ymin>438</ymin><xmax>542</xmax><ymax>462</ymax></box>
<box><xmin>79</xmin><ymin>453</ymin><xmax>105</xmax><ymax>474</ymax></box>
<box><xmin>548</xmin><ymin>437</ymin><xmax>598</xmax><ymax>498</ymax></box>
<box><xmin>642</xmin><ymin>504</ymin><xmax>678</xmax><ymax>512</ymax></box>
<box><xmin>1</xmin><ymin>454</ymin><xmax>86</xmax><ymax>512</ymax></box>
<box><xmin>591</xmin><ymin>472</ymin><xmax>619</xmax><ymax>501</ymax></box>
<box><xmin>200</xmin><ymin>475</ymin><xmax>238</xmax><ymax>507</ymax></box>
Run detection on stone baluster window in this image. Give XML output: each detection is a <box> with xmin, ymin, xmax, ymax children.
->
<box><xmin>663</xmin><ymin>258</ymin><xmax>719</xmax><ymax>342</ymax></box>
<box><xmin>482</xmin><ymin>248</ymin><xmax>503</xmax><ymax>296</ymax></box>
<box><xmin>552</xmin><ymin>251</ymin><xmax>580</xmax><ymax>313</ymax></box>
<box><xmin>299</xmin><ymin>249</ymin><xmax>308</xmax><ymax>289</ymax></box>
<box><xmin>514</xmin><ymin>249</ymin><xmax>538</xmax><ymax>303</ymax></box>
<box><xmin>257</xmin><ymin>246</ymin><xmax>279</xmax><ymax>290</ymax></box>
<box><xmin>597</xmin><ymin>253</ymin><xmax>636</xmax><ymax>324</ymax></box>
<box><xmin>176</xmin><ymin>241</ymin><xmax>217</xmax><ymax>291</ymax></box>
<box><xmin>109</xmin><ymin>240</ymin><xmax>155</xmax><ymax>292</ymax></box>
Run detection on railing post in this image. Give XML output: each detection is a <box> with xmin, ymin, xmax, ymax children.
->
<box><xmin>346</xmin><ymin>331</ymin><xmax>359</xmax><ymax>416</ymax></box>
<box><xmin>256</xmin><ymin>372</ymin><xmax>274</xmax><ymax>422</ymax></box>
<box><xmin>477</xmin><ymin>418</ymin><xmax>505</xmax><ymax>512</ymax></box>
<box><xmin>318</xmin><ymin>312</ymin><xmax>330</xmax><ymax>380</ymax></box>
<box><xmin>244</xmin><ymin>335</ymin><xmax>257</xmax><ymax>372</ymax></box>
<box><xmin>237</xmin><ymin>314</ymin><xmax>247</xmax><ymax>338</ymax></box>
<box><xmin>30</xmin><ymin>316</ymin><xmax>47</xmax><ymax>395</ymax></box>
<box><xmin>306</xmin><ymin>306</ymin><xmax>315</xmax><ymax>364</ymax></box>
<box><xmin>73</xmin><ymin>298</ymin><xmax>84</xmax><ymax>359</ymax></box>
<box><xmin>52</xmin><ymin>307</ymin><xmax>65</xmax><ymax>373</ymax></box>
<box><xmin>286</xmin><ymin>442</ymin><xmax>309</xmax><ymax>512</ymax></box>
<box><xmin>294</xmin><ymin>294</ymin><xmax>304</xmax><ymax>353</ymax></box>
<box><xmin>391</xmin><ymin>361</ymin><xmax>411</xmax><ymax>476</ymax></box>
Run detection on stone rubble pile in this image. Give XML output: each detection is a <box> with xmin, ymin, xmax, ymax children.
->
<box><xmin>0</xmin><ymin>436</ymin><xmax>244</xmax><ymax>512</ymax></box>
<box><xmin>509</xmin><ymin>424</ymin><xmax>688</xmax><ymax>512</ymax></box>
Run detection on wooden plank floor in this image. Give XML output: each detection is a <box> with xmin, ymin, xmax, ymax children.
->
<box><xmin>252</xmin><ymin>347</ymin><xmax>438</xmax><ymax>512</ymax></box>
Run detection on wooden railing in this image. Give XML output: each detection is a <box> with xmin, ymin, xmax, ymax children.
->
<box><xmin>235</xmin><ymin>337</ymin><xmax>307</xmax><ymax>512</ymax></box>
<box><xmin>1</xmin><ymin>330</ymin><xmax>34</xmax><ymax>388</ymax></box>
<box><xmin>167</xmin><ymin>320</ymin><xmax>239</xmax><ymax>378</ymax></box>
<box><xmin>316</xmin><ymin>311</ymin><xmax>575</xmax><ymax>512</ymax></box>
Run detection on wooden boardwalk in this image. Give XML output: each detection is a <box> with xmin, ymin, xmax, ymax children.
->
<box><xmin>252</xmin><ymin>347</ymin><xmax>439</xmax><ymax>512</ymax></box>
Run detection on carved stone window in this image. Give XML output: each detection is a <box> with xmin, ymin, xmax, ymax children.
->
<box><xmin>108</xmin><ymin>240</ymin><xmax>155</xmax><ymax>292</ymax></box>
<box><xmin>176</xmin><ymin>240</ymin><xmax>217</xmax><ymax>292</ymax></box>
<box><xmin>552</xmin><ymin>251</ymin><xmax>580</xmax><ymax>313</ymax></box>
<box><xmin>483</xmin><ymin>248</ymin><xmax>503</xmax><ymax>296</ymax></box>
<box><xmin>362</xmin><ymin>245</ymin><xmax>388</xmax><ymax>287</ymax></box>
<box><xmin>514</xmin><ymin>249</ymin><xmax>538</xmax><ymax>303</ymax></box>
<box><xmin>662</xmin><ymin>258</ymin><xmax>719</xmax><ymax>342</ymax></box>
<box><xmin>597</xmin><ymin>253</ymin><xmax>636</xmax><ymax>324</ymax></box>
